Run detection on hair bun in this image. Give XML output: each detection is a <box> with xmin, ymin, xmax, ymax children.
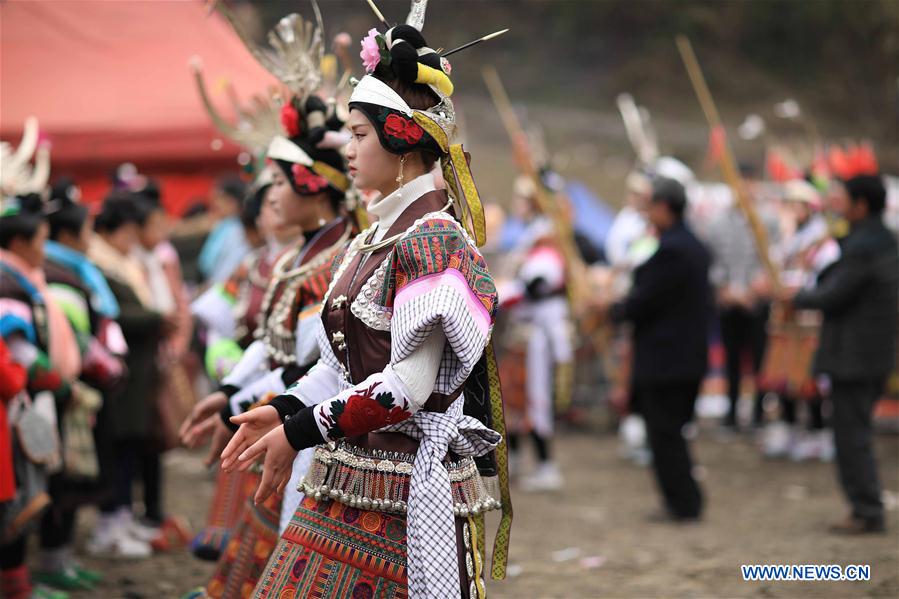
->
<box><xmin>18</xmin><ymin>193</ymin><xmax>45</xmax><ymax>215</ymax></box>
<box><xmin>389</xmin><ymin>25</ymin><xmax>426</xmax><ymax>49</ymax></box>
<box><xmin>384</xmin><ymin>24</ymin><xmax>445</xmax><ymax>84</ymax></box>
<box><xmin>388</xmin><ymin>41</ymin><xmax>420</xmax><ymax>83</ymax></box>
<box><xmin>303</xmin><ymin>95</ymin><xmax>329</xmax><ymax>144</ymax></box>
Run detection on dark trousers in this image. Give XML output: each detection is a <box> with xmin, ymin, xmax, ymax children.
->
<box><xmin>779</xmin><ymin>395</ymin><xmax>826</xmax><ymax>430</ymax></box>
<box><xmin>638</xmin><ymin>380</ymin><xmax>703</xmax><ymax>518</ymax></box>
<box><xmin>0</xmin><ymin>536</ymin><xmax>26</xmax><ymax>570</ymax></box>
<box><xmin>719</xmin><ymin>305</ymin><xmax>769</xmax><ymax>427</ymax></box>
<box><xmin>39</xmin><ymin>473</ymin><xmax>77</xmax><ymax>549</ymax></box>
<box><xmin>831</xmin><ymin>379</ymin><xmax>884</xmax><ymax>521</ymax></box>
<box><xmin>99</xmin><ymin>440</ymin><xmax>163</xmax><ymax>523</ymax></box>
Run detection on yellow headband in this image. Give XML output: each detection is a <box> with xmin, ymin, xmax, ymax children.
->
<box><xmin>311</xmin><ymin>161</ymin><xmax>350</xmax><ymax>193</ymax></box>
<box><xmin>413</xmin><ymin>112</ymin><xmax>486</xmax><ymax>247</ymax></box>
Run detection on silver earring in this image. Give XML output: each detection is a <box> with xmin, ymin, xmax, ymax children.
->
<box><xmin>396</xmin><ymin>155</ymin><xmax>407</xmax><ymax>199</ymax></box>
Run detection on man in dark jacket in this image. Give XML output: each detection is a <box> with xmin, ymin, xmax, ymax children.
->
<box><xmin>607</xmin><ymin>177</ymin><xmax>712</xmax><ymax>521</ymax></box>
<box><xmin>785</xmin><ymin>174</ymin><xmax>898</xmax><ymax>534</ymax></box>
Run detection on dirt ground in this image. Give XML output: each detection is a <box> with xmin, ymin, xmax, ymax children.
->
<box><xmin>55</xmin><ymin>424</ymin><xmax>898</xmax><ymax>599</ymax></box>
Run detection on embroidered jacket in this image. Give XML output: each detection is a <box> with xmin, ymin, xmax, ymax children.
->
<box><xmin>216</xmin><ymin>218</ymin><xmax>353</xmax><ymax>424</ymax></box>
<box><xmin>270</xmin><ymin>188</ymin><xmax>498</xmax><ymax>452</ymax></box>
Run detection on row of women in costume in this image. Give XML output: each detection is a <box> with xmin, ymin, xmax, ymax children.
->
<box><xmin>0</xmin><ymin>159</ymin><xmax>206</xmax><ymax>597</ymax></box>
<box><xmin>180</xmin><ymin>2</ymin><xmax>512</xmax><ymax>598</ymax></box>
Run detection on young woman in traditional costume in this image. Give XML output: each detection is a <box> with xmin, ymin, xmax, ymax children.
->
<box><xmin>180</xmin><ymin>8</ymin><xmax>355</xmax><ymax>595</ymax></box>
<box><xmin>187</xmin><ymin>170</ymin><xmax>300</xmax><ymax>562</ymax></box>
<box><xmin>185</xmin><ymin>55</ymin><xmax>307</xmax><ymax>562</ymax></box>
<box><xmin>221</xmin><ymin>4</ymin><xmax>512</xmax><ymax>596</ymax></box>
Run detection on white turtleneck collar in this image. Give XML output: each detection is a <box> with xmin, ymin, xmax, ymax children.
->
<box><xmin>367</xmin><ymin>173</ymin><xmax>436</xmax><ymax>242</ymax></box>
<box><xmin>266</xmin><ymin>236</ymin><xmax>289</xmax><ymax>255</ymax></box>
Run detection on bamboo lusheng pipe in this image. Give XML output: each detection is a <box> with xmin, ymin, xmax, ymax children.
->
<box><xmin>675</xmin><ymin>35</ymin><xmax>783</xmax><ymax>296</ymax></box>
<box><xmin>481</xmin><ymin>65</ymin><xmax>588</xmax><ymax>308</ymax></box>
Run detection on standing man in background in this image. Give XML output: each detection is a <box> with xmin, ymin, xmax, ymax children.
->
<box><xmin>784</xmin><ymin>173</ymin><xmax>898</xmax><ymax>534</ymax></box>
<box><xmin>601</xmin><ymin>177</ymin><xmax>712</xmax><ymax>522</ymax></box>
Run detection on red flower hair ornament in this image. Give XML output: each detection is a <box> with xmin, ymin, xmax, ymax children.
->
<box><xmin>280</xmin><ymin>103</ymin><xmax>302</xmax><ymax>138</ymax></box>
<box><xmin>291</xmin><ymin>164</ymin><xmax>329</xmax><ymax>193</ymax></box>
<box><xmin>383</xmin><ymin>113</ymin><xmax>424</xmax><ymax>145</ymax></box>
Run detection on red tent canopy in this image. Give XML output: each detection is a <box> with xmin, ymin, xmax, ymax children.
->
<box><xmin>0</xmin><ymin>0</ymin><xmax>278</xmax><ymax>213</ymax></box>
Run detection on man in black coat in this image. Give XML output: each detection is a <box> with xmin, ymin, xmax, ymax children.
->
<box><xmin>784</xmin><ymin>174</ymin><xmax>898</xmax><ymax>534</ymax></box>
<box><xmin>607</xmin><ymin>177</ymin><xmax>712</xmax><ymax>521</ymax></box>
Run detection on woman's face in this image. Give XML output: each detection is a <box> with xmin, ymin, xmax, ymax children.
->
<box><xmin>255</xmin><ymin>189</ymin><xmax>281</xmax><ymax>238</ymax></box>
<box><xmin>72</xmin><ymin>215</ymin><xmax>94</xmax><ymax>254</ymax></box>
<box><xmin>268</xmin><ymin>167</ymin><xmax>320</xmax><ymax>229</ymax></box>
<box><xmin>106</xmin><ymin>222</ymin><xmax>140</xmax><ymax>255</ymax></box>
<box><xmin>19</xmin><ymin>221</ymin><xmax>49</xmax><ymax>268</ymax></box>
<box><xmin>827</xmin><ymin>180</ymin><xmax>851</xmax><ymax>218</ymax></box>
<box><xmin>210</xmin><ymin>189</ymin><xmax>240</xmax><ymax>219</ymax></box>
<box><xmin>346</xmin><ymin>109</ymin><xmax>401</xmax><ymax>195</ymax></box>
<box><xmin>787</xmin><ymin>200</ymin><xmax>811</xmax><ymax>224</ymax></box>
<box><xmin>139</xmin><ymin>209</ymin><xmax>168</xmax><ymax>249</ymax></box>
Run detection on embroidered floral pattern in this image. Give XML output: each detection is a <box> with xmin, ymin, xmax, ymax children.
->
<box><xmin>291</xmin><ymin>164</ymin><xmax>329</xmax><ymax>194</ymax></box>
<box><xmin>317</xmin><ymin>381</ymin><xmax>412</xmax><ymax>439</ymax></box>
<box><xmin>391</xmin><ymin>217</ymin><xmax>498</xmax><ymax>318</ymax></box>
<box><xmin>383</xmin><ymin>114</ymin><xmax>424</xmax><ymax>145</ymax></box>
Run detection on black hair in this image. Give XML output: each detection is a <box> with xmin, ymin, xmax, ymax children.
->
<box><xmin>183</xmin><ymin>200</ymin><xmax>209</xmax><ymax>219</ymax></box>
<box><xmin>215</xmin><ymin>175</ymin><xmax>247</xmax><ymax>205</ymax></box>
<box><xmin>379</xmin><ymin>78</ymin><xmax>440</xmax><ymax>171</ymax></box>
<box><xmin>377</xmin><ymin>25</ymin><xmax>445</xmax><ymax>92</ymax></box>
<box><xmin>47</xmin><ymin>178</ymin><xmax>89</xmax><ymax>241</ymax></box>
<box><xmin>0</xmin><ymin>194</ymin><xmax>45</xmax><ymax>249</ymax></box>
<box><xmin>843</xmin><ymin>175</ymin><xmax>887</xmax><ymax>216</ymax></box>
<box><xmin>651</xmin><ymin>176</ymin><xmax>687</xmax><ymax>218</ymax></box>
<box><xmin>350</xmin><ymin>25</ymin><xmax>443</xmax><ymax>172</ymax></box>
<box><xmin>48</xmin><ymin>202</ymin><xmax>89</xmax><ymax>241</ymax></box>
<box><xmin>137</xmin><ymin>178</ymin><xmax>161</xmax><ymax>203</ymax></box>
<box><xmin>273</xmin><ymin>159</ymin><xmax>344</xmax><ymax>215</ymax></box>
<box><xmin>738</xmin><ymin>162</ymin><xmax>760</xmax><ymax>180</ymax></box>
<box><xmin>94</xmin><ymin>191</ymin><xmax>143</xmax><ymax>233</ymax></box>
<box><xmin>132</xmin><ymin>194</ymin><xmax>164</xmax><ymax>227</ymax></box>
<box><xmin>241</xmin><ymin>185</ymin><xmax>267</xmax><ymax>231</ymax></box>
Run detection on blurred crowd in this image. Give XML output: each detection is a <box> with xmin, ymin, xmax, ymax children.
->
<box><xmin>1</xmin><ymin>100</ymin><xmax>897</xmax><ymax>599</ymax></box>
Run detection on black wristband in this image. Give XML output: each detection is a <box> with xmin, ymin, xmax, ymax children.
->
<box><xmin>282</xmin><ymin>406</ymin><xmax>325</xmax><ymax>451</ymax></box>
<box><xmin>268</xmin><ymin>394</ymin><xmax>304</xmax><ymax>423</ymax></box>
<box><xmin>219</xmin><ymin>404</ymin><xmax>239</xmax><ymax>432</ymax></box>
<box><xmin>218</xmin><ymin>384</ymin><xmax>240</xmax><ymax>398</ymax></box>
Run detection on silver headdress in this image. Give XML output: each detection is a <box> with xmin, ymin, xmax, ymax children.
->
<box><xmin>1</xmin><ymin>117</ymin><xmax>51</xmax><ymax>198</ymax></box>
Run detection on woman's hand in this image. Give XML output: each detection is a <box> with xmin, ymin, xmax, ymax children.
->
<box><xmin>179</xmin><ymin>391</ymin><xmax>228</xmax><ymax>446</ymax></box>
<box><xmin>220</xmin><ymin>405</ymin><xmax>281</xmax><ymax>471</ymax></box>
<box><xmin>237</xmin><ymin>426</ymin><xmax>298</xmax><ymax>505</ymax></box>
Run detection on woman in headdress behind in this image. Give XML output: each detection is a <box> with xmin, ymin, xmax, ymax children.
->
<box><xmin>181</xmin><ymin>6</ymin><xmax>356</xmax><ymax>595</ymax></box>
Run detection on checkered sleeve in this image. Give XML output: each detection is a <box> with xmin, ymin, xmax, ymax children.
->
<box><xmin>389</xmin><ymin>217</ymin><xmax>498</xmax><ymax>395</ymax></box>
<box><xmin>285</xmin><ymin>218</ymin><xmax>499</xmax><ymax>451</ymax></box>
